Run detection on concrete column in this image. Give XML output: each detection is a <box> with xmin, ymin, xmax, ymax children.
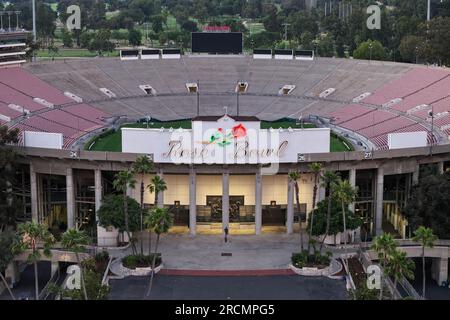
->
<box><xmin>5</xmin><ymin>261</ymin><xmax>20</xmax><ymax>287</ymax></box>
<box><xmin>94</xmin><ymin>169</ymin><xmax>102</xmax><ymax>216</ymax></box>
<box><xmin>286</xmin><ymin>176</ymin><xmax>294</xmax><ymax>234</ymax></box>
<box><xmin>349</xmin><ymin>168</ymin><xmax>356</xmax><ymax>212</ymax></box>
<box><xmin>157</xmin><ymin>170</ymin><xmax>164</xmax><ymax>208</ymax></box>
<box><xmin>189</xmin><ymin>168</ymin><xmax>197</xmax><ymax>236</ymax></box>
<box><xmin>66</xmin><ymin>167</ymin><xmax>75</xmax><ymax>229</ymax></box>
<box><xmin>437</xmin><ymin>162</ymin><xmax>444</xmax><ymax>175</ymax></box>
<box><xmin>255</xmin><ymin>170</ymin><xmax>262</xmax><ymax>235</ymax></box>
<box><xmin>431</xmin><ymin>257</ymin><xmax>448</xmax><ymax>286</ymax></box>
<box><xmin>412</xmin><ymin>165</ymin><xmax>420</xmax><ymax>185</ymax></box>
<box><xmin>318</xmin><ymin>183</ymin><xmax>326</xmax><ymax>203</ymax></box>
<box><xmin>375</xmin><ymin>167</ymin><xmax>384</xmax><ymax>236</ymax></box>
<box><xmin>50</xmin><ymin>261</ymin><xmax>59</xmax><ymax>277</ymax></box>
<box><xmin>30</xmin><ymin>163</ymin><xmax>38</xmax><ymax>222</ymax></box>
<box><xmin>222</xmin><ymin>171</ymin><xmax>230</xmax><ymax>230</ymax></box>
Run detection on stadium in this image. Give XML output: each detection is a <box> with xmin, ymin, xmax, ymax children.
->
<box><xmin>1</xmin><ymin>1</ymin><xmax>450</xmax><ymax>301</ymax></box>
<box><xmin>1</xmin><ymin>49</ymin><xmax>449</xmax><ymax>243</ymax></box>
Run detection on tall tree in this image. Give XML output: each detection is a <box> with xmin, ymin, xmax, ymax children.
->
<box><xmin>148</xmin><ymin>175</ymin><xmax>167</xmax><ymax>207</ymax></box>
<box><xmin>132</xmin><ymin>155</ymin><xmax>154</xmax><ymax>255</ymax></box>
<box><xmin>371</xmin><ymin>233</ymin><xmax>396</xmax><ymax>300</ymax></box>
<box><xmin>386</xmin><ymin>249</ymin><xmax>415</xmax><ymax>296</ymax></box>
<box><xmin>333</xmin><ymin>179</ymin><xmax>357</xmax><ymax>252</ymax></box>
<box><xmin>0</xmin><ymin>231</ymin><xmax>17</xmax><ymax>300</ymax></box>
<box><xmin>113</xmin><ymin>169</ymin><xmax>137</xmax><ymax>253</ymax></box>
<box><xmin>61</xmin><ymin>229</ymin><xmax>91</xmax><ymax>300</ymax></box>
<box><xmin>288</xmin><ymin>171</ymin><xmax>303</xmax><ymax>251</ymax></box>
<box><xmin>0</xmin><ymin>125</ymin><xmax>19</xmax><ymax>232</ymax></box>
<box><xmin>403</xmin><ymin>170</ymin><xmax>450</xmax><ymax>239</ymax></box>
<box><xmin>412</xmin><ymin>226</ymin><xmax>437</xmax><ymax>299</ymax></box>
<box><xmin>13</xmin><ymin>222</ymin><xmax>55</xmax><ymax>300</ymax></box>
<box><xmin>319</xmin><ymin>171</ymin><xmax>340</xmax><ymax>251</ymax></box>
<box><xmin>144</xmin><ymin>207</ymin><xmax>173</xmax><ymax>297</ymax></box>
<box><xmin>147</xmin><ymin>175</ymin><xmax>167</xmax><ymax>254</ymax></box>
<box><xmin>308</xmin><ymin>163</ymin><xmax>322</xmax><ymax>252</ymax></box>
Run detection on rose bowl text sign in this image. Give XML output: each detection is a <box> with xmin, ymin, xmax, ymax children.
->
<box><xmin>122</xmin><ymin>116</ymin><xmax>330</xmax><ymax>164</ymax></box>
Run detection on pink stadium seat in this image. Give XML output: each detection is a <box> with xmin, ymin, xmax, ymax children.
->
<box><xmin>363</xmin><ymin>68</ymin><xmax>450</xmax><ymax>106</ymax></box>
<box><xmin>0</xmin><ymin>67</ymin><xmax>73</xmax><ymax>105</ymax></box>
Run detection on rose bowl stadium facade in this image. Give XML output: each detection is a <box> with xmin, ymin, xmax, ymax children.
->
<box><xmin>2</xmin><ymin>52</ymin><xmax>450</xmax><ymax>246</ymax></box>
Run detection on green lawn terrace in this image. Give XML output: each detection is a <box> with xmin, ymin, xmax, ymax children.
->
<box><xmin>86</xmin><ymin>119</ymin><xmax>353</xmax><ymax>153</ymax></box>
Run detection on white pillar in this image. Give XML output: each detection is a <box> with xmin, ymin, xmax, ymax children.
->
<box><xmin>157</xmin><ymin>170</ymin><xmax>164</xmax><ymax>208</ymax></box>
<box><xmin>222</xmin><ymin>172</ymin><xmax>230</xmax><ymax>230</ymax></box>
<box><xmin>30</xmin><ymin>163</ymin><xmax>38</xmax><ymax>222</ymax></box>
<box><xmin>287</xmin><ymin>176</ymin><xmax>294</xmax><ymax>234</ymax></box>
<box><xmin>375</xmin><ymin>167</ymin><xmax>384</xmax><ymax>236</ymax></box>
<box><xmin>255</xmin><ymin>170</ymin><xmax>262</xmax><ymax>235</ymax></box>
<box><xmin>50</xmin><ymin>261</ymin><xmax>59</xmax><ymax>277</ymax></box>
<box><xmin>437</xmin><ymin>162</ymin><xmax>444</xmax><ymax>175</ymax></box>
<box><xmin>66</xmin><ymin>168</ymin><xmax>75</xmax><ymax>229</ymax></box>
<box><xmin>431</xmin><ymin>257</ymin><xmax>448</xmax><ymax>286</ymax></box>
<box><xmin>5</xmin><ymin>261</ymin><xmax>20</xmax><ymax>287</ymax></box>
<box><xmin>94</xmin><ymin>169</ymin><xmax>102</xmax><ymax>216</ymax></box>
<box><xmin>412</xmin><ymin>165</ymin><xmax>420</xmax><ymax>185</ymax></box>
<box><xmin>349</xmin><ymin>168</ymin><xmax>356</xmax><ymax>212</ymax></box>
<box><xmin>189</xmin><ymin>169</ymin><xmax>197</xmax><ymax>236</ymax></box>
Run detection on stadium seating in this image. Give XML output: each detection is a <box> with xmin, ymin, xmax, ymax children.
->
<box><xmin>0</xmin><ymin>56</ymin><xmax>446</xmax><ymax>150</ymax></box>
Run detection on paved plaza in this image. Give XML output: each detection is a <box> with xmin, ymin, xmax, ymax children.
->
<box><xmin>109</xmin><ymin>233</ymin><xmax>341</xmax><ymax>270</ymax></box>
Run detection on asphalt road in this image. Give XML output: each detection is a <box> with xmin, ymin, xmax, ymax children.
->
<box><xmin>109</xmin><ymin>275</ymin><xmax>348</xmax><ymax>300</ymax></box>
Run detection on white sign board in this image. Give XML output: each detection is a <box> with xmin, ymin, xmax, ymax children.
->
<box><xmin>23</xmin><ymin>131</ymin><xmax>63</xmax><ymax>149</ymax></box>
<box><xmin>388</xmin><ymin>131</ymin><xmax>428</xmax><ymax>150</ymax></box>
<box><xmin>122</xmin><ymin>116</ymin><xmax>330</xmax><ymax>164</ymax></box>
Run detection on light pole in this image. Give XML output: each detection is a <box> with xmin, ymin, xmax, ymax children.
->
<box><xmin>282</xmin><ymin>23</ymin><xmax>290</xmax><ymax>42</ymax></box>
<box><xmin>427</xmin><ymin>0</ymin><xmax>431</xmax><ymax>21</ymax></box>
<box><xmin>236</xmin><ymin>80</ymin><xmax>240</xmax><ymax>116</ymax></box>
<box><xmin>196</xmin><ymin>79</ymin><xmax>200</xmax><ymax>116</ymax></box>
<box><xmin>415</xmin><ymin>46</ymin><xmax>419</xmax><ymax>64</ymax></box>
<box><xmin>369</xmin><ymin>42</ymin><xmax>373</xmax><ymax>63</ymax></box>
<box><xmin>32</xmin><ymin>0</ymin><xmax>36</xmax><ymax>42</ymax></box>
<box><xmin>429</xmin><ymin>106</ymin><xmax>435</xmax><ymax>156</ymax></box>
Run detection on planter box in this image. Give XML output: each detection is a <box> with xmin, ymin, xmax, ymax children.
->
<box><xmin>289</xmin><ymin>263</ymin><xmax>331</xmax><ymax>277</ymax></box>
<box><xmin>119</xmin><ymin>262</ymin><xmax>163</xmax><ymax>277</ymax></box>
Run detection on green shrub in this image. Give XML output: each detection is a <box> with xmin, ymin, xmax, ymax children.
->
<box><xmin>60</xmin><ymin>269</ymin><xmax>110</xmax><ymax>300</ymax></box>
<box><xmin>122</xmin><ymin>254</ymin><xmax>161</xmax><ymax>269</ymax></box>
<box><xmin>291</xmin><ymin>250</ymin><xmax>332</xmax><ymax>268</ymax></box>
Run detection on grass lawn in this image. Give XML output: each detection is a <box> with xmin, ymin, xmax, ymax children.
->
<box><xmin>87</xmin><ymin>121</ymin><xmax>192</xmax><ymax>152</ymax></box>
<box><xmin>87</xmin><ymin>120</ymin><xmax>353</xmax><ymax>153</ymax></box>
<box><xmin>37</xmin><ymin>49</ymin><xmax>119</xmax><ymax>58</ymax></box>
<box><xmin>246</xmin><ymin>22</ymin><xmax>266</xmax><ymax>34</ymax></box>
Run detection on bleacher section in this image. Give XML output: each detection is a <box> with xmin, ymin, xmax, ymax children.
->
<box><xmin>0</xmin><ymin>67</ymin><xmax>107</xmax><ymax>148</ymax></box>
<box><xmin>0</xmin><ymin>56</ymin><xmax>443</xmax><ymax>151</ymax></box>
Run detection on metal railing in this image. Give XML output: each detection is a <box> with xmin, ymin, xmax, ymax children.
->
<box><xmin>38</xmin><ymin>266</ymin><xmax>60</xmax><ymax>300</ymax></box>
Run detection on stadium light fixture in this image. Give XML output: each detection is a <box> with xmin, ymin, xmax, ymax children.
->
<box><xmin>32</xmin><ymin>0</ymin><xmax>36</xmax><ymax>42</ymax></box>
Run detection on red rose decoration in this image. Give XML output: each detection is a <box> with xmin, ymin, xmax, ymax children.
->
<box><xmin>232</xmin><ymin>124</ymin><xmax>247</xmax><ymax>139</ymax></box>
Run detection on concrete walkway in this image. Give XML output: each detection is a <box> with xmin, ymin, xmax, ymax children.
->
<box><xmin>109</xmin><ymin>233</ymin><xmax>345</xmax><ymax>271</ymax></box>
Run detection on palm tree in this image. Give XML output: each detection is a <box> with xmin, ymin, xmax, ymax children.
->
<box><xmin>371</xmin><ymin>233</ymin><xmax>396</xmax><ymax>300</ymax></box>
<box><xmin>319</xmin><ymin>171</ymin><xmax>340</xmax><ymax>251</ymax></box>
<box><xmin>147</xmin><ymin>175</ymin><xmax>167</xmax><ymax>255</ymax></box>
<box><xmin>0</xmin><ymin>231</ymin><xmax>16</xmax><ymax>300</ymax></box>
<box><xmin>12</xmin><ymin>222</ymin><xmax>55</xmax><ymax>300</ymax></box>
<box><xmin>61</xmin><ymin>229</ymin><xmax>91</xmax><ymax>300</ymax></box>
<box><xmin>148</xmin><ymin>175</ymin><xmax>167</xmax><ymax>207</ymax></box>
<box><xmin>386</xmin><ymin>249</ymin><xmax>415</xmax><ymax>298</ymax></box>
<box><xmin>132</xmin><ymin>155</ymin><xmax>154</xmax><ymax>255</ymax></box>
<box><xmin>113</xmin><ymin>169</ymin><xmax>137</xmax><ymax>253</ymax></box>
<box><xmin>308</xmin><ymin>162</ymin><xmax>322</xmax><ymax>252</ymax></box>
<box><xmin>288</xmin><ymin>171</ymin><xmax>303</xmax><ymax>251</ymax></box>
<box><xmin>333</xmin><ymin>179</ymin><xmax>357</xmax><ymax>252</ymax></box>
<box><xmin>144</xmin><ymin>207</ymin><xmax>173</xmax><ymax>297</ymax></box>
<box><xmin>412</xmin><ymin>226</ymin><xmax>437</xmax><ymax>299</ymax></box>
